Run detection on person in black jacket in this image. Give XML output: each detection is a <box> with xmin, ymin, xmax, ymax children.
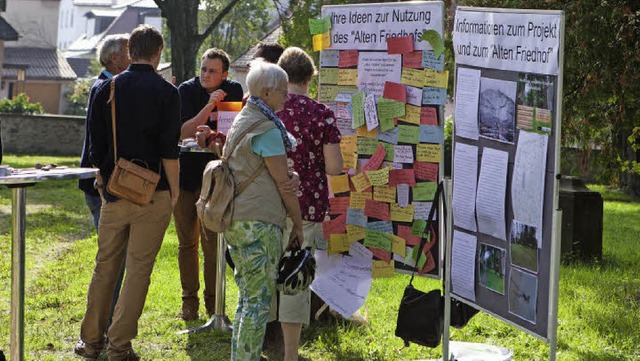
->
<box><xmin>175</xmin><ymin>48</ymin><xmax>243</xmax><ymax>320</ymax></box>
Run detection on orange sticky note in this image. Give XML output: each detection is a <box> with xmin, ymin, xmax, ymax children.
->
<box><xmin>329</xmin><ymin>174</ymin><xmax>350</xmax><ymax>195</ymax></box>
<box><xmin>321</xmin><ymin>213</ymin><xmax>347</xmax><ymax>239</ymax></box>
<box><xmin>387</xmin><ymin>35</ymin><xmax>414</xmax><ymax>54</ymax></box>
<box><xmin>364</xmin><ymin>199</ymin><xmax>390</xmax><ymax>221</ymax></box>
<box><xmin>389</xmin><ymin>169</ymin><xmax>416</xmax><ymax>187</ymax></box>
<box><xmin>362</xmin><ymin>144</ymin><xmax>386</xmax><ymax>172</ymax></box>
<box><xmin>383</xmin><ymin>81</ymin><xmax>407</xmax><ymax>103</ymax></box>
<box><xmin>403</xmin><ymin>51</ymin><xmax>423</xmax><ymax>69</ymax></box>
<box><xmin>338</xmin><ymin>50</ymin><xmax>359</xmax><ymax>68</ymax></box>
<box><xmin>414</xmin><ymin>161</ymin><xmax>439</xmax><ymax>182</ymax></box>
<box><xmin>420</xmin><ymin>107</ymin><xmax>438</xmax><ymax>125</ymax></box>
<box><xmin>329</xmin><ymin>196</ymin><xmax>350</xmax><ymax>215</ymax></box>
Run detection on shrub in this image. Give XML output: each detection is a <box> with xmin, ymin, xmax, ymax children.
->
<box><xmin>0</xmin><ymin>93</ymin><xmax>44</xmax><ymax>114</ymax></box>
<box><xmin>66</xmin><ymin>79</ymin><xmax>91</xmax><ymax>116</ymax></box>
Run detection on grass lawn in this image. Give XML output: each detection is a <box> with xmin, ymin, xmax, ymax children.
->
<box><xmin>1</xmin><ymin>156</ymin><xmax>639</xmax><ymax>360</ymax></box>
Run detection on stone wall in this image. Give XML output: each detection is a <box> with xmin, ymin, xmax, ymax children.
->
<box><xmin>0</xmin><ymin>113</ymin><xmax>85</xmax><ymax>156</ymax></box>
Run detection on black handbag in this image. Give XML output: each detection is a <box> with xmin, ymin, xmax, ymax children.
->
<box><xmin>395</xmin><ymin>182</ymin><xmax>444</xmax><ymax>348</ymax></box>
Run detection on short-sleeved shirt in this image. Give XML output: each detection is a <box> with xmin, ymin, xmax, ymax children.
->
<box><xmin>251</xmin><ymin>128</ymin><xmax>285</xmax><ymax>157</ymax></box>
<box><xmin>277</xmin><ymin>94</ymin><xmax>341</xmax><ymax>222</ymax></box>
<box><xmin>177</xmin><ymin>77</ymin><xmax>244</xmax><ymax>192</ymax></box>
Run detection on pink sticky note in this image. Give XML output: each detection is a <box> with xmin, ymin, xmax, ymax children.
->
<box><xmin>420</xmin><ymin>107</ymin><xmax>438</xmax><ymax>125</ymax></box>
<box><xmin>387</xmin><ymin>35</ymin><xmax>414</xmax><ymax>54</ymax></box>
<box><xmin>403</xmin><ymin>51</ymin><xmax>423</xmax><ymax>69</ymax></box>
<box><xmin>414</xmin><ymin>161</ymin><xmax>439</xmax><ymax>182</ymax></box>
<box><xmin>364</xmin><ymin>199</ymin><xmax>390</xmax><ymax>221</ymax></box>
<box><xmin>389</xmin><ymin>169</ymin><xmax>416</xmax><ymax>187</ymax></box>
<box><xmin>398</xmin><ymin>225</ymin><xmax>421</xmax><ymax>246</ymax></box>
<box><xmin>383</xmin><ymin>82</ymin><xmax>407</xmax><ymax>104</ymax></box>
<box><xmin>362</xmin><ymin>144</ymin><xmax>386</xmax><ymax>173</ymax></box>
<box><xmin>322</xmin><ymin>213</ymin><xmax>347</xmax><ymax>239</ymax></box>
<box><xmin>329</xmin><ymin>196</ymin><xmax>350</xmax><ymax>215</ymax></box>
<box><xmin>338</xmin><ymin>50</ymin><xmax>359</xmax><ymax>68</ymax></box>
<box><xmin>370</xmin><ymin>247</ymin><xmax>392</xmax><ymax>262</ymax></box>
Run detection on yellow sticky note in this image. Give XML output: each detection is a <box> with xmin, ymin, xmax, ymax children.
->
<box><xmin>390</xmin><ymin>203</ymin><xmax>415</xmax><ymax>222</ymax></box>
<box><xmin>366</xmin><ymin>166</ymin><xmax>391</xmax><ymax>186</ymax></box>
<box><xmin>319</xmin><ymin>85</ymin><xmax>339</xmax><ymax>103</ymax></box>
<box><xmin>328</xmin><ymin>233</ymin><xmax>350</xmax><ymax>254</ymax></box>
<box><xmin>347</xmin><ymin>224</ymin><xmax>365</xmax><ymax>243</ymax></box>
<box><xmin>423</xmin><ymin>68</ymin><xmax>449</xmax><ymax>89</ymax></box>
<box><xmin>391</xmin><ymin>234</ymin><xmax>406</xmax><ymax>257</ymax></box>
<box><xmin>350</xmin><ymin>191</ymin><xmax>372</xmax><ymax>209</ymax></box>
<box><xmin>373</xmin><ymin>185</ymin><xmax>397</xmax><ymax>203</ymax></box>
<box><xmin>338</xmin><ymin>69</ymin><xmax>358</xmax><ymax>86</ymax></box>
<box><xmin>372</xmin><ymin>260</ymin><xmax>395</xmax><ymax>278</ymax></box>
<box><xmin>416</xmin><ymin>144</ymin><xmax>442</xmax><ymax>163</ymax></box>
<box><xmin>401</xmin><ymin>68</ymin><xmax>425</xmax><ymax>88</ymax></box>
<box><xmin>356</xmin><ymin>125</ymin><xmax>377</xmax><ymax>138</ymax></box>
<box><xmin>352</xmin><ymin>172</ymin><xmax>372</xmax><ymax>193</ymax></box>
<box><xmin>340</xmin><ymin>135</ymin><xmax>357</xmax><ymax>152</ymax></box>
<box><xmin>329</xmin><ymin>174</ymin><xmax>350</xmax><ymax>194</ymax></box>
<box><xmin>398</xmin><ymin>104</ymin><xmax>421</xmax><ymax>125</ymax></box>
<box><xmin>313</xmin><ymin>32</ymin><xmax>331</xmax><ymax>52</ymax></box>
<box><xmin>320</xmin><ymin>68</ymin><xmax>339</xmax><ymax>85</ymax></box>
<box><xmin>342</xmin><ymin>151</ymin><xmax>357</xmax><ymax>170</ymax></box>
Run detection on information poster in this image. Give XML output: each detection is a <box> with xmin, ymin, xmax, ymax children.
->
<box><xmin>318</xmin><ymin>1</ymin><xmax>445</xmax><ymax>280</ymax></box>
<box><xmin>450</xmin><ymin>7</ymin><xmax>563</xmax><ymax>340</ymax></box>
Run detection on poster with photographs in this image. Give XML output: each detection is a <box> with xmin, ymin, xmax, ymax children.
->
<box><xmin>516</xmin><ymin>74</ymin><xmax>554</xmax><ymax>134</ymax></box>
<box><xmin>478</xmin><ymin>78</ymin><xmax>517</xmax><ymax>144</ymax></box>
<box><xmin>510</xmin><ymin>220</ymin><xmax>539</xmax><ymax>273</ymax></box>
<box><xmin>509</xmin><ymin>268</ymin><xmax>538</xmax><ymax>324</ymax></box>
<box><xmin>478</xmin><ymin>243</ymin><xmax>506</xmax><ymax>294</ymax></box>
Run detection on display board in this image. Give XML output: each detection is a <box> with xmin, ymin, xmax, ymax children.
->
<box><xmin>317</xmin><ymin>1</ymin><xmax>446</xmax><ymax>281</ymax></box>
<box><xmin>449</xmin><ymin>7</ymin><xmax>564</xmax><ymax>341</ymax></box>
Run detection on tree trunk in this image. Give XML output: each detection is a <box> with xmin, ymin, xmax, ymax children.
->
<box><xmin>160</xmin><ymin>0</ymin><xmax>202</xmax><ymax>84</ymax></box>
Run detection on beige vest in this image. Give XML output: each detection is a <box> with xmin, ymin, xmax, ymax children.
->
<box><xmin>224</xmin><ymin>103</ymin><xmax>286</xmax><ymax>229</ymax></box>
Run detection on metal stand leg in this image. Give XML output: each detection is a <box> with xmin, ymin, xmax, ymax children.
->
<box><xmin>177</xmin><ymin>233</ymin><xmax>232</xmax><ymax>334</ymax></box>
<box><xmin>10</xmin><ymin>187</ymin><xmax>26</xmax><ymax>361</ymax></box>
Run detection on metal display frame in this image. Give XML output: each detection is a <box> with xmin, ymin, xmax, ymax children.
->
<box><xmin>445</xmin><ymin>6</ymin><xmax>565</xmax><ymax>360</ymax></box>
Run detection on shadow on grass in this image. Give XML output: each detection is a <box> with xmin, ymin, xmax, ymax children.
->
<box><xmin>575</xmin><ymin>350</ymin><xmax>629</xmax><ymax>361</ymax></box>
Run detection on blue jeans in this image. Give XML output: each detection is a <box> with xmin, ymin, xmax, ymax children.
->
<box><xmin>85</xmin><ymin>193</ymin><xmax>102</xmax><ymax>232</ymax></box>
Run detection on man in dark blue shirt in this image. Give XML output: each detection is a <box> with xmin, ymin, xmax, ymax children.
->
<box><xmin>79</xmin><ymin>33</ymin><xmax>130</xmax><ymax>231</ymax></box>
<box><xmin>175</xmin><ymin>48</ymin><xmax>243</xmax><ymax>320</ymax></box>
<box><xmin>75</xmin><ymin>25</ymin><xmax>180</xmax><ymax>361</ymax></box>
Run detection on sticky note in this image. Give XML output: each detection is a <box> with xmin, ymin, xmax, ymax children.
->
<box><xmin>366</xmin><ymin>166</ymin><xmax>391</xmax><ymax>186</ymax></box>
<box><xmin>372</xmin><ymin>260</ymin><xmax>395</xmax><ymax>278</ymax></box>
<box><xmin>364</xmin><ymin>93</ymin><xmax>379</xmax><ymax>131</ymax></box>
<box><xmin>364</xmin><ymin>229</ymin><xmax>392</xmax><ymax>252</ymax></box>
<box><xmin>390</xmin><ymin>203</ymin><xmax>415</xmax><ymax>222</ymax></box>
<box><xmin>322</xmin><ymin>213</ymin><xmax>347</xmax><ymax>239</ymax></box>
<box><xmin>347</xmin><ymin>224</ymin><xmax>365</xmax><ymax>243</ymax></box>
<box><xmin>366</xmin><ymin>221</ymin><xmax>394</xmax><ymax>234</ymax></box>
<box><xmin>338</xmin><ymin>69</ymin><xmax>358</xmax><ymax>86</ymax></box>
<box><xmin>373</xmin><ymin>185</ymin><xmax>396</xmax><ymax>203</ymax></box>
<box><xmin>319</xmin><ymin>85</ymin><xmax>340</xmax><ymax>103</ymax></box>
<box><xmin>400</xmin><ymin>68</ymin><xmax>425</xmax><ymax>88</ymax></box>
<box><xmin>320</xmin><ymin>50</ymin><xmax>339</xmax><ymax>67</ymax></box>
<box><xmin>419</xmin><ymin>125</ymin><xmax>445</xmax><ymax>144</ymax></box>
<box><xmin>357</xmin><ymin>137</ymin><xmax>378</xmax><ymax>155</ymax></box>
<box><xmin>351</xmin><ymin>172</ymin><xmax>372</xmax><ymax>192</ymax></box>
<box><xmin>383</xmin><ymin>81</ymin><xmax>407</xmax><ymax>103</ymax></box>
<box><xmin>309</xmin><ymin>15</ymin><xmax>331</xmax><ymax>35</ymax></box>
<box><xmin>413</xmin><ymin>182</ymin><xmax>438</xmax><ymax>201</ymax></box>
<box><xmin>403</xmin><ymin>51</ymin><xmax>423</xmax><ymax>69</ymax></box>
<box><xmin>398</xmin><ymin>225</ymin><xmax>421</xmax><ymax>246</ymax></box>
<box><xmin>351</xmin><ymin>92</ymin><xmax>366</xmax><ymax>128</ymax></box>
<box><xmin>422</xmin><ymin>86</ymin><xmax>446</xmax><ymax>105</ymax></box>
<box><xmin>329</xmin><ymin>174</ymin><xmax>350</xmax><ymax>195</ymax></box>
<box><xmin>422</xmin><ymin>50</ymin><xmax>445</xmax><ymax>71</ymax></box>
<box><xmin>420</xmin><ymin>106</ymin><xmax>438</xmax><ymax>125</ymax></box>
<box><xmin>413</xmin><ymin>201</ymin><xmax>433</xmax><ymax>220</ymax></box>
<box><xmin>414</xmin><ymin>161</ymin><xmax>439</xmax><ymax>182</ymax></box>
<box><xmin>370</xmin><ymin>247</ymin><xmax>392</xmax><ymax>262</ymax></box>
<box><xmin>339</xmin><ymin>50</ymin><xmax>359</xmax><ymax>68</ymax></box>
<box><xmin>380</xmin><ymin>142</ymin><xmax>395</xmax><ymax>162</ymax></box>
<box><xmin>350</xmin><ymin>191</ymin><xmax>372</xmax><ymax>209</ymax></box>
<box><xmin>397</xmin><ymin>183</ymin><xmax>410</xmax><ymax>207</ymax></box>
<box><xmin>346</xmin><ymin>208</ymin><xmax>367</xmax><ymax>227</ymax></box>
<box><xmin>419</xmin><ymin>29</ymin><xmax>445</xmax><ymax>58</ymax></box>
<box><xmin>391</xmin><ymin>235</ymin><xmax>407</xmax><ymax>257</ymax></box>
<box><xmin>328</xmin><ymin>233</ymin><xmax>350</xmax><ymax>254</ymax></box>
<box><xmin>340</xmin><ymin>135</ymin><xmax>357</xmax><ymax>152</ymax></box>
<box><xmin>423</xmin><ymin>68</ymin><xmax>449</xmax><ymax>89</ymax></box>
<box><xmin>362</xmin><ymin>144</ymin><xmax>386</xmax><ymax>172</ymax></box>
<box><xmin>406</xmin><ymin>86</ymin><xmax>423</xmax><ymax>107</ymax></box>
<box><xmin>387</xmin><ymin>35</ymin><xmax>414</xmax><ymax>54</ymax></box>
<box><xmin>397</xmin><ymin>125</ymin><xmax>420</xmax><ymax>144</ymax></box>
<box><xmin>329</xmin><ymin>196</ymin><xmax>350</xmax><ymax>215</ymax></box>
<box><xmin>356</xmin><ymin>125</ymin><xmax>377</xmax><ymax>138</ymax></box>
<box><xmin>399</xmin><ymin>104</ymin><xmax>421</xmax><ymax>125</ymax></box>
<box><xmin>416</xmin><ymin>143</ymin><xmax>442</xmax><ymax>163</ymax></box>
<box><xmin>377</xmin><ymin>128</ymin><xmax>399</xmax><ymax>145</ymax></box>
<box><xmin>411</xmin><ymin>219</ymin><xmax>427</xmax><ymax>236</ymax></box>
<box><xmin>393</xmin><ymin>145</ymin><xmax>414</xmax><ymax>164</ymax></box>
<box><xmin>364</xmin><ymin>199</ymin><xmax>390</xmax><ymax>221</ymax></box>
<box><xmin>320</xmin><ymin>68</ymin><xmax>338</xmax><ymax>85</ymax></box>
<box><xmin>342</xmin><ymin>151</ymin><xmax>357</xmax><ymax>170</ymax></box>
<box><xmin>313</xmin><ymin>32</ymin><xmax>331</xmax><ymax>52</ymax></box>
<box><xmin>389</xmin><ymin>169</ymin><xmax>416</xmax><ymax>187</ymax></box>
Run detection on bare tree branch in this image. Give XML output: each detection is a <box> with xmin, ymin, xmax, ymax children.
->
<box><xmin>197</xmin><ymin>0</ymin><xmax>242</xmax><ymax>43</ymax></box>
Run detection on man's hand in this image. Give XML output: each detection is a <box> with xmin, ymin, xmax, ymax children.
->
<box><xmin>208</xmin><ymin>89</ymin><xmax>227</xmax><ymax>107</ymax></box>
<box><xmin>195</xmin><ymin>125</ymin><xmax>213</xmax><ymax>148</ymax></box>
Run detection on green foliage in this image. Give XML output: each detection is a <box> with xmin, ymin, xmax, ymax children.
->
<box><xmin>65</xmin><ymin>79</ymin><xmax>91</xmax><ymax>116</ymax></box>
<box><xmin>0</xmin><ymin>93</ymin><xmax>44</xmax><ymax>114</ymax></box>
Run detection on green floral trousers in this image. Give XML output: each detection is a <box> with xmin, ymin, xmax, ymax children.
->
<box><xmin>226</xmin><ymin>221</ymin><xmax>282</xmax><ymax>361</ymax></box>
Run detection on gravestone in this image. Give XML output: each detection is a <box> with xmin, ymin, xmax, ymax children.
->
<box><xmin>559</xmin><ymin>176</ymin><xmax>603</xmax><ymax>261</ymax></box>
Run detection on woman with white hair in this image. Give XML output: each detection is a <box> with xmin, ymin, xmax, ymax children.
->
<box><xmin>219</xmin><ymin>59</ymin><xmax>303</xmax><ymax>361</ymax></box>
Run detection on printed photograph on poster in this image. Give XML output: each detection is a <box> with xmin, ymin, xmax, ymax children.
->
<box><xmin>478</xmin><ymin>77</ymin><xmax>517</xmax><ymax>144</ymax></box>
<box><xmin>509</xmin><ymin>220</ymin><xmax>538</xmax><ymax>273</ymax></box>
<box><xmin>509</xmin><ymin>268</ymin><xmax>538</xmax><ymax>324</ymax></box>
<box><xmin>478</xmin><ymin>243</ymin><xmax>506</xmax><ymax>295</ymax></box>
<box><xmin>516</xmin><ymin>73</ymin><xmax>554</xmax><ymax>134</ymax></box>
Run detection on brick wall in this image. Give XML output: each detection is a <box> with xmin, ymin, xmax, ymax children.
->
<box><xmin>0</xmin><ymin>113</ymin><xmax>85</xmax><ymax>156</ymax></box>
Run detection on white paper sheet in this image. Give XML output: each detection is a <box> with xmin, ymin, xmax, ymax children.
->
<box><xmin>454</xmin><ymin>68</ymin><xmax>481</xmax><ymax>140</ymax></box>
<box><xmin>311</xmin><ymin>250</ymin><xmax>373</xmax><ymax>319</ymax></box>
<box><xmin>452</xmin><ymin>142</ymin><xmax>478</xmax><ymax>232</ymax></box>
<box><xmin>452</xmin><ymin>230</ymin><xmax>477</xmax><ymax>301</ymax></box>
<box><xmin>475</xmin><ymin>147</ymin><xmax>508</xmax><ymax>240</ymax></box>
<box><xmin>364</xmin><ymin>93</ymin><xmax>379</xmax><ymax>131</ymax></box>
<box><xmin>357</xmin><ymin>52</ymin><xmax>402</xmax><ymax>96</ymax></box>
<box><xmin>511</xmin><ymin>131</ymin><xmax>548</xmax><ymax>247</ymax></box>
<box><xmin>397</xmin><ymin>184</ymin><xmax>409</xmax><ymax>208</ymax></box>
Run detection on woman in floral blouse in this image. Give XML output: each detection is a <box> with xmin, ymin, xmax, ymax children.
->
<box><xmin>275</xmin><ymin>47</ymin><xmax>343</xmax><ymax>361</ymax></box>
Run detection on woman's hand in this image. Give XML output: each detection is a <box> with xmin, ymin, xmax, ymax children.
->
<box><xmin>287</xmin><ymin>224</ymin><xmax>303</xmax><ymax>250</ymax></box>
<box><xmin>195</xmin><ymin>125</ymin><xmax>212</xmax><ymax>148</ymax></box>
<box><xmin>280</xmin><ymin>170</ymin><xmax>300</xmax><ymax>194</ymax></box>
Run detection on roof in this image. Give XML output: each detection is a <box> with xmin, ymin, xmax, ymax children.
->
<box><xmin>0</xmin><ymin>16</ymin><xmax>19</xmax><ymax>41</ymax></box>
<box><xmin>113</xmin><ymin>0</ymin><xmax>159</xmax><ymax>9</ymax></box>
<box><xmin>67</xmin><ymin>57</ymin><xmax>93</xmax><ymax>78</ymax></box>
<box><xmin>3</xmin><ymin>47</ymin><xmax>77</xmax><ymax>81</ymax></box>
<box><xmin>74</xmin><ymin>0</ymin><xmax>116</xmax><ymax>5</ymax></box>
<box><xmin>231</xmin><ymin>25</ymin><xmax>283</xmax><ymax>69</ymax></box>
<box><xmin>84</xmin><ymin>9</ymin><xmax>124</xmax><ymax>18</ymax></box>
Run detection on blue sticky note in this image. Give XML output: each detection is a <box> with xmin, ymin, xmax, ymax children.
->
<box><xmin>419</xmin><ymin>125</ymin><xmax>445</xmax><ymax>144</ymax></box>
<box><xmin>347</xmin><ymin>208</ymin><xmax>367</xmax><ymax>227</ymax></box>
<box><xmin>366</xmin><ymin>221</ymin><xmax>394</xmax><ymax>234</ymax></box>
<box><xmin>422</xmin><ymin>50</ymin><xmax>445</xmax><ymax>71</ymax></box>
<box><xmin>377</xmin><ymin>128</ymin><xmax>399</xmax><ymax>145</ymax></box>
<box><xmin>422</xmin><ymin>86</ymin><xmax>446</xmax><ymax>105</ymax></box>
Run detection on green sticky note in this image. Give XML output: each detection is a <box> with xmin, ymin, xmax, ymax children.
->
<box><xmin>397</xmin><ymin>125</ymin><xmax>420</xmax><ymax>144</ymax></box>
<box><xmin>411</xmin><ymin>219</ymin><xmax>427</xmax><ymax>236</ymax></box>
<box><xmin>419</xmin><ymin>30</ymin><xmax>444</xmax><ymax>59</ymax></box>
<box><xmin>408</xmin><ymin>245</ymin><xmax>428</xmax><ymax>269</ymax></box>
<box><xmin>380</xmin><ymin>142</ymin><xmax>395</xmax><ymax>162</ymax></box>
<box><xmin>309</xmin><ymin>15</ymin><xmax>332</xmax><ymax>35</ymax></box>
<box><xmin>412</xmin><ymin>182</ymin><xmax>437</xmax><ymax>201</ymax></box>
<box><xmin>352</xmin><ymin>92</ymin><xmax>366</xmax><ymax>129</ymax></box>
<box><xmin>364</xmin><ymin>229</ymin><xmax>393</xmax><ymax>252</ymax></box>
<box><xmin>320</xmin><ymin>68</ymin><xmax>339</xmax><ymax>85</ymax></box>
<box><xmin>377</xmin><ymin>98</ymin><xmax>406</xmax><ymax>120</ymax></box>
<box><xmin>357</xmin><ymin>137</ymin><xmax>379</xmax><ymax>155</ymax></box>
